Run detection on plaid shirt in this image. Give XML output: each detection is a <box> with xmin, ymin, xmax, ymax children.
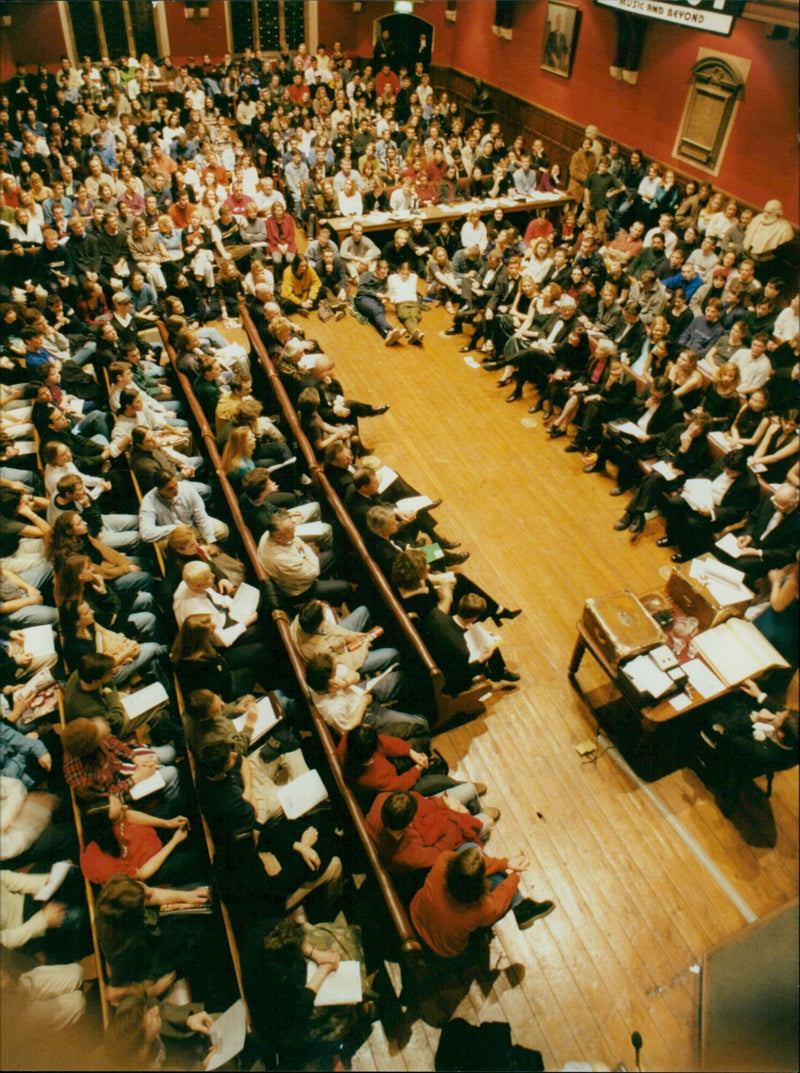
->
<box><xmin>63</xmin><ymin>735</ymin><xmax>136</xmax><ymax>801</ymax></box>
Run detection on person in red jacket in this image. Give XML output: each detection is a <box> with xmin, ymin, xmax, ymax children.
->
<box><xmin>337</xmin><ymin>726</ymin><xmax>498</xmax><ymax>837</ymax></box>
<box><xmin>367</xmin><ymin>790</ymin><xmax>484</xmax><ymax>874</ymax></box>
<box><xmin>410</xmin><ymin>845</ymin><xmax>555</xmax><ymax>959</ymax></box>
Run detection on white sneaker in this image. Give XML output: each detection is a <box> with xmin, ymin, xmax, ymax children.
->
<box><xmin>384</xmin><ymin>326</ymin><xmax>402</xmax><ymax>346</ymax></box>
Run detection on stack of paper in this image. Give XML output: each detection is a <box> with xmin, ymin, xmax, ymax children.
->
<box><xmin>375</xmin><ymin>466</ymin><xmax>398</xmax><ymax>494</ymax></box>
<box><xmin>464</xmin><ymin>623</ymin><xmax>500</xmax><ymax>664</ymax></box>
<box><xmin>622</xmin><ymin>654</ymin><xmax>675</xmax><ymax>698</ymax></box>
<box><xmin>395</xmin><ymin>495</ymin><xmax>434</xmax><ymax>514</ymax></box>
<box><xmin>230</xmin><ymin>582</ymin><xmax>260</xmax><ymax>623</ymax></box>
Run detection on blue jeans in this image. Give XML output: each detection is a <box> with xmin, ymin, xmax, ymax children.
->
<box><xmin>340</xmin><ymin>606</ymin><xmax>402</xmax><ymax>692</ymax></box>
<box><xmin>19</xmin><ymin>562</ymin><xmax>54</xmax><ymax>590</ymax></box>
<box><xmin>111</xmin><ymin>569</ymin><xmax>155</xmax><ymax>598</ymax></box>
<box><xmin>71</xmin><ymin>340</ymin><xmax>96</xmax><ymax>367</ymax></box>
<box><xmin>366</xmin><ymin>701</ymin><xmax>429</xmax><ymax>736</ymax></box>
<box><xmin>113</xmin><ymin>642</ymin><xmax>169</xmax><ymax>687</ymax></box>
<box><xmin>436</xmin><ymin>788</ymin><xmax>493</xmax><ymax>842</ymax></box>
<box><xmin>458</xmin><ymin>842</ymin><xmax>521</xmax><ymax>907</ymax></box>
<box><xmin>355</xmin><ymin>294</ymin><xmax>392</xmax><ymax>337</ymax></box>
<box><xmin>4</xmin><ymin>603</ymin><xmax>59</xmax><ymax>628</ymax></box>
<box><xmin>75</xmin><ymin>410</ymin><xmax>112</xmax><ymax>441</ymax></box>
<box><xmin>148</xmin><ymin>744</ymin><xmax>181</xmax><ymax>802</ymax></box>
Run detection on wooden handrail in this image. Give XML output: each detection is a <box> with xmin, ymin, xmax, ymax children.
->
<box><xmin>272</xmin><ymin>609</ymin><xmax>421</xmax><ymax>955</ymax></box>
<box><xmin>240</xmin><ymin>305</ymin><xmax>449</xmax><ymax>720</ymax></box>
<box><xmin>166</xmin><ymin>332</ymin><xmax>423</xmax><ymax>963</ymax></box>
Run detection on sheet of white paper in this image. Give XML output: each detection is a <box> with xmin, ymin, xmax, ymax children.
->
<box><xmin>705</xmin><ymin>578</ymin><xmax>753</xmax><ymax>608</ymax></box>
<box><xmin>464</xmin><ymin>623</ymin><xmax>500</xmax><ymax>664</ymax></box>
<box><xmin>232</xmin><ymin>695</ymin><xmax>280</xmax><ymax>744</ymax></box>
<box><xmin>669</xmin><ymin>693</ymin><xmax>691</xmax><ymax>712</ymax></box>
<box><xmin>33</xmin><ymin>860</ymin><xmax>72</xmax><ymax>902</ymax></box>
<box><xmin>277</xmin><ymin>769</ymin><xmax>329</xmax><ymax>820</ymax></box>
<box><xmin>651</xmin><ymin>460</ymin><xmax>679</xmax><ymax>481</ymax></box>
<box><xmin>683</xmin><ymin>658</ymin><xmax>724</xmax><ymax>699</ymax></box>
<box><xmin>609</xmin><ymin>419</ymin><xmax>649</xmax><ymax>442</ymax></box>
<box><xmin>358</xmin><ymin>663</ymin><xmax>400</xmax><ymax>696</ymax></box>
<box><xmin>715</xmin><ymin>532</ymin><xmax>744</xmax><ymax>559</ymax></box>
<box><xmin>463</xmin><ymin>356</ymin><xmax>481</xmax><ymax>368</ymax></box>
<box><xmin>394</xmin><ymin>495</ymin><xmax>434</xmax><ymax>514</ymax></box>
<box><xmin>129</xmin><ymin>769</ymin><xmax>167</xmax><ymax>800</ymax></box>
<box><xmin>375</xmin><ymin>465</ymin><xmax>398</xmax><ymax>494</ymax></box>
<box><xmin>308</xmin><ymin>959</ymin><xmax>363</xmax><ymax>1006</ymax></box>
<box><xmin>207</xmin><ymin>999</ymin><xmax>247</xmax><ymax>1070</ymax></box>
<box><xmin>121</xmin><ymin>682</ymin><xmax>169</xmax><ymax>721</ymax></box>
<box><xmin>21</xmin><ymin>625</ymin><xmax>56</xmax><ymax>657</ymax></box>
<box><xmin>229</xmin><ymin>582</ymin><xmax>260</xmax><ymax>623</ymax></box>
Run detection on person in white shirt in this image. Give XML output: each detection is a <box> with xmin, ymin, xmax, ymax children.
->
<box><xmin>337</xmin><ymin>178</ymin><xmax>363</xmax><ymax>218</ymax></box>
<box><xmin>340</xmin><ymin>222</ymin><xmax>379</xmax><ymax>280</ymax></box>
<box><xmin>643</xmin><ymin>214</ymin><xmax>678</xmax><ymax>259</ymax></box>
<box><xmin>172</xmin><ymin>561</ymin><xmax>256</xmax><ymax>646</ymax></box>
<box><xmin>731</xmin><ymin>333</ymin><xmax>774</xmax><ymax>395</ymax></box>
<box><xmin>773</xmin><ymin>294</ymin><xmax>799</xmax><ymax>343</ymax></box>
<box><xmin>256</xmin><ymin>511</ymin><xmax>350</xmax><ymax>602</ymax></box>
<box><xmin>460</xmin><ymin>208</ymin><xmax>488</xmax><ymax>254</ymax></box>
<box><xmin>306</xmin><ymin>652</ymin><xmax>429</xmax><ymax>739</ymax></box>
<box><xmin>45</xmin><ymin>470</ymin><xmax>140</xmax><ymax>552</ymax></box>
<box><xmin>139</xmin><ymin>471</ymin><xmax>229</xmax><ymax>545</ymax></box>
<box><xmin>389</xmin><ymin>176</ymin><xmax>419</xmax><ymax>213</ymax></box>
<box><xmin>387</xmin><ymin>263</ymin><xmax>424</xmax><ymax>345</ymax></box>
<box><xmin>253</xmin><ymin>176</ymin><xmax>286</xmax><ymax>216</ymax></box>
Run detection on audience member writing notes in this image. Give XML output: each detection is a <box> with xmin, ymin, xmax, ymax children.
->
<box><xmin>277</xmin><ymin>769</ymin><xmax>329</xmax><ymax>820</ymax></box>
<box><xmin>307</xmin><ymin>959</ymin><xmax>363</xmax><ymax>1007</ymax></box>
<box><xmin>232</xmin><ymin>695</ymin><xmax>280</xmax><ymax>748</ymax></box>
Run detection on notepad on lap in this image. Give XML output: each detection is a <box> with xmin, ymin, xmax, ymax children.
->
<box><xmin>121</xmin><ymin>682</ymin><xmax>169</xmax><ymax>721</ymax></box>
<box><xmin>230</xmin><ymin>581</ymin><xmax>260</xmax><ymax>622</ymax></box>
<box><xmin>232</xmin><ymin>695</ymin><xmax>280</xmax><ymax>748</ymax></box>
<box><xmin>307</xmin><ymin>960</ymin><xmax>363</xmax><ymax>1006</ymax></box>
<box><xmin>21</xmin><ymin>625</ymin><xmax>56</xmax><ymax>657</ymax></box>
<box><xmin>375</xmin><ymin>465</ymin><xmax>398</xmax><ymax>494</ymax></box>
<box><xmin>395</xmin><ymin>495</ymin><xmax>434</xmax><ymax>514</ymax></box>
<box><xmin>277</xmin><ymin>769</ymin><xmax>329</xmax><ymax>819</ymax></box>
<box><xmin>129</xmin><ymin>769</ymin><xmax>167</xmax><ymax>800</ymax></box>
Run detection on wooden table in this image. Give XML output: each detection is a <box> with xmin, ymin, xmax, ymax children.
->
<box><xmin>568</xmin><ymin>588</ymin><xmax>742</xmax><ymax>730</ymax></box>
<box><xmin>323</xmin><ymin>191</ymin><xmax>570</xmax><ymax>240</ymax></box>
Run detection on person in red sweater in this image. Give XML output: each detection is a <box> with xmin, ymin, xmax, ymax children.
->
<box><xmin>337</xmin><ymin>726</ymin><xmax>498</xmax><ymax>837</ymax></box>
<box><xmin>367</xmin><ymin>790</ymin><xmax>484</xmax><ymax>874</ymax></box>
<box><xmin>410</xmin><ymin>845</ymin><xmax>555</xmax><ymax>958</ymax></box>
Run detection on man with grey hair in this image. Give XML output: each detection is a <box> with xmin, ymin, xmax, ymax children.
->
<box><xmin>715</xmin><ymin>482</ymin><xmax>799</xmax><ymax>581</ymax></box>
<box><xmin>504</xmin><ymin>294</ymin><xmax>581</xmax><ymax>407</ymax></box>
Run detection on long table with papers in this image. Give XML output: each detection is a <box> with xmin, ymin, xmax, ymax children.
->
<box><xmin>322</xmin><ymin>191</ymin><xmax>570</xmax><ymax>239</ymax></box>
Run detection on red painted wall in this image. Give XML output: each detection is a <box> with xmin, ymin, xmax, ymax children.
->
<box><xmin>162</xmin><ymin>0</ymin><xmax>229</xmax><ymax>64</ymax></box>
<box><xmin>0</xmin><ymin>2</ymin><xmax>67</xmax><ymax>81</ymax></box>
<box><xmin>321</xmin><ymin>1</ymin><xmax>797</xmax><ymax>222</ymax></box>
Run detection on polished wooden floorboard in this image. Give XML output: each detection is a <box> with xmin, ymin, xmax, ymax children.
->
<box><xmin>293</xmin><ymin>302</ymin><xmax>797</xmax><ymax>1071</ymax></box>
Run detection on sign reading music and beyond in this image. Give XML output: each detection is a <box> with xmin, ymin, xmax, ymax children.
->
<box><xmin>595</xmin><ymin>0</ymin><xmax>739</xmax><ymax>36</ymax></box>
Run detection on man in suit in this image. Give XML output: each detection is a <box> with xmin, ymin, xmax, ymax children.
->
<box><xmin>584</xmin><ymin>375</ymin><xmax>682</xmax><ymax>493</ymax></box>
<box><xmin>657</xmin><ymin>448</ymin><xmax>761</xmax><ymax>562</ymax></box>
<box><xmin>424</xmin><ymin>594</ymin><xmax>519</xmax><ymax>696</ymax></box>
<box><xmin>714</xmin><ymin>483</ymin><xmax>798</xmax><ymax>581</ymax></box>
<box><xmin>345</xmin><ymin>468</ymin><xmax>465</xmax><ymax>558</ymax></box>
<box><xmin>610</xmin><ymin>301</ymin><xmax>647</xmax><ymax>365</ymax></box>
<box><xmin>505</xmin><ymin>294</ymin><xmax>580</xmax><ymax>404</ymax></box>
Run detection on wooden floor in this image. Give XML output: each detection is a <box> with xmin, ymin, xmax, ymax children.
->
<box><xmin>296</xmin><ymin>302</ymin><xmax>798</xmax><ymax>1072</ymax></box>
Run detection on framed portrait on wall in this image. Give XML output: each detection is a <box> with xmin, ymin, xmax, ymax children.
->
<box><xmin>540</xmin><ymin>1</ymin><xmax>581</xmax><ymax>78</ymax></box>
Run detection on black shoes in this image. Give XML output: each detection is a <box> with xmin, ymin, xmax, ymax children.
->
<box><xmin>528</xmin><ymin>400</ymin><xmax>544</xmax><ymax>414</ymax></box>
<box><xmin>656</xmin><ymin>536</ymin><xmax>674</xmax><ymax>548</ymax></box>
<box><xmin>614</xmin><ymin>513</ymin><xmax>632</xmax><ymax>531</ymax></box>
<box><xmin>513</xmin><ymin>898</ymin><xmax>555</xmax><ymax>929</ymax></box>
<box><xmin>444</xmin><ymin>325</ymin><xmax>461</xmax><ymax>336</ymax></box>
<box><xmin>671</xmin><ymin>552</ymin><xmax>690</xmax><ymax>563</ymax></box>
<box><xmin>549</xmin><ymin>426</ymin><xmax>566</xmax><ymax>438</ymax></box>
<box><xmin>459</xmin><ymin>343</ymin><xmax>474</xmax><ymax>353</ymax></box>
<box><xmin>583</xmin><ymin>462</ymin><xmax>604</xmax><ymax>474</ymax></box>
<box><xmin>564</xmin><ymin>443</ymin><xmax>581</xmax><ymax>452</ymax></box>
<box><xmin>437</xmin><ymin>536</ymin><xmax>461</xmax><ymax>550</ymax></box>
<box><xmin>492</xmin><ymin>607</ymin><xmax>522</xmax><ymax>624</ymax></box>
<box><xmin>370</xmin><ymin>404</ymin><xmax>390</xmax><ymax>416</ymax></box>
<box><xmin>629</xmin><ymin>514</ymin><xmax>645</xmax><ymax>534</ymax></box>
<box><xmin>443</xmin><ymin>550</ymin><xmax>470</xmax><ymax>566</ymax></box>
<box><xmin>506</xmin><ymin>391</ymin><xmax>522</xmax><ymax>403</ymax></box>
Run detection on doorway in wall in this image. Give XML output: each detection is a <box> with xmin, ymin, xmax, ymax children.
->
<box><xmin>374</xmin><ymin>13</ymin><xmax>433</xmax><ymax>73</ymax></box>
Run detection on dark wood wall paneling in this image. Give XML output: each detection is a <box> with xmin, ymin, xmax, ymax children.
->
<box><xmin>431</xmin><ymin>65</ymin><xmax>763</xmax><ymax>220</ymax></box>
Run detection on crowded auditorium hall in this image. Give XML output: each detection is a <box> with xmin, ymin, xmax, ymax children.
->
<box><xmin>1</xmin><ymin>2</ymin><xmax>798</xmax><ymax>1069</ymax></box>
